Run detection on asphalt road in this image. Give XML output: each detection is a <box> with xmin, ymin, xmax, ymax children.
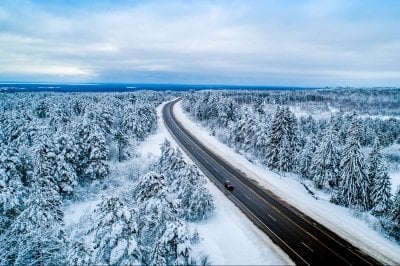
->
<box><xmin>163</xmin><ymin>100</ymin><xmax>382</xmax><ymax>266</ymax></box>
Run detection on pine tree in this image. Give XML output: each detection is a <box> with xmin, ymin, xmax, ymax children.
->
<box><xmin>369</xmin><ymin>138</ymin><xmax>392</xmax><ymax>215</ymax></box>
<box><xmin>297</xmin><ymin>138</ymin><xmax>316</xmax><ymax>179</ymax></box>
<box><xmin>0</xmin><ymin>148</ymin><xmax>66</xmax><ymax>265</ymax></box>
<box><xmin>129</xmin><ymin>172</ymin><xmax>184</xmax><ymax>264</ymax></box>
<box><xmin>158</xmin><ymin>140</ymin><xmax>186</xmax><ymax>184</ymax></box>
<box><xmin>337</xmin><ymin>118</ymin><xmax>370</xmax><ymax>210</ymax></box>
<box><xmin>78</xmin><ymin>123</ymin><xmax>109</xmax><ymax>181</ymax></box>
<box><xmin>151</xmin><ymin>220</ymin><xmax>193</xmax><ymax>265</ymax></box>
<box><xmin>0</xmin><ymin>146</ymin><xmax>28</xmax><ymax>233</ymax></box>
<box><xmin>266</xmin><ymin>106</ymin><xmax>285</xmax><ymax>169</ymax></box>
<box><xmin>114</xmin><ymin>130</ymin><xmax>130</xmax><ymax>162</ymax></box>
<box><xmin>266</xmin><ymin>106</ymin><xmax>300</xmax><ymax>172</ymax></box>
<box><xmin>177</xmin><ymin>165</ymin><xmax>215</xmax><ymax>222</ymax></box>
<box><xmin>311</xmin><ymin>126</ymin><xmax>341</xmax><ymax>189</ymax></box>
<box><xmin>69</xmin><ymin>196</ymin><xmax>141</xmax><ymax>265</ymax></box>
<box><xmin>253</xmin><ymin>121</ymin><xmax>269</xmax><ymax>160</ymax></box>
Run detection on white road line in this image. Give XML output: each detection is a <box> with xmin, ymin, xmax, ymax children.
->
<box><xmin>301</xmin><ymin>242</ymin><xmax>314</xmax><ymax>252</ymax></box>
<box><xmin>268</xmin><ymin>214</ymin><xmax>277</xmax><ymax>222</ymax></box>
<box><xmin>243</xmin><ymin>194</ymin><xmax>251</xmax><ymax>200</ymax></box>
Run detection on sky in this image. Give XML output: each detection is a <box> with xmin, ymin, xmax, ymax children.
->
<box><xmin>0</xmin><ymin>0</ymin><xmax>399</xmax><ymax>86</ymax></box>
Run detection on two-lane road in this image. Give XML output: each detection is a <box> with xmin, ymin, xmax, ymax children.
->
<box><xmin>163</xmin><ymin>100</ymin><xmax>382</xmax><ymax>265</ymax></box>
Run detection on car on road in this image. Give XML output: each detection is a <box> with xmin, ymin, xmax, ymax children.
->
<box><xmin>224</xmin><ymin>180</ymin><xmax>234</xmax><ymax>191</ymax></box>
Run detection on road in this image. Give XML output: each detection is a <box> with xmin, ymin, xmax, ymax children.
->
<box><xmin>162</xmin><ymin>99</ymin><xmax>382</xmax><ymax>266</ymax></box>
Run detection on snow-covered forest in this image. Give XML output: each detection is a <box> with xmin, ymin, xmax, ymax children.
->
<box><xmin>0</xmin><ymin>92</ymin><xmax>215</xmax><ymax>265</ymax></box>
<box><xmin>1</xmin><ymin>88</ymin><xmax>400</xmax><ymax>265</ymax></box>
<box><xmin>181</xmin><ymin>88</ymin><xmax>400</xmax><ymax>242</ymax></box>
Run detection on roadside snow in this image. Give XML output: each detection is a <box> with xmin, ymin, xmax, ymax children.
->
<box><xmin>153</xmin><ymin>101</ymin><xmax>291</xmax><ymax>265</ymax></box>
<box><xmin>192</xmin><ymin>180</ymin><xmax>292</xmax><ymax>265</ymax></box>
<box><xmin>173</xmin><ymin>101</ymin><xmax>400</xmax><ymax>265</ymax></box>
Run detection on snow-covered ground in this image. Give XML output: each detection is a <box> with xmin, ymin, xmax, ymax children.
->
<box><xmin>64</xmin><ymin>102</ymin><xmax>291</xmax><ymax>265</ymax></box>
<box><xmin>142</xmin><ymin>102</ymin><xmax>291</xmax><ymax>265</ymax></box>
<box><xmin>173</xmin><ymin>101</ymin><xmax>400</xmax><ymax>265</ymax></box>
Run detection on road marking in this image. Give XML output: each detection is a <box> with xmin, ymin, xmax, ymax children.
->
<box><xmin>301</xmin><ymin>242</ymin><xmax>314</xmax><ymax>252</ymax></box>
<box><xmin>268</xmin><ymin>214</ymin><xmax>277</xmax><ymax>222</ymax></box>
<box><xmin>243</xmin><ymin>194</ymin><xmax>251</xmax><ymax>200</ymax></box>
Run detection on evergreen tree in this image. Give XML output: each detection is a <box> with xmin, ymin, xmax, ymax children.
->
<box><xmin>311</xmin><ymin>126</ymin><xmax>341</xmax><ymax>189</ymax></box>
<box><xmin>78</xmin><ymin>123</ymin><xmax>109</xmax><ymax>181</ymax></box>
<box><xmin>134</xmin><ymin>173</ymin><xmax>178</xmax><ymax>264</ymax></box>
<box><xmin>0</xmin><ymin>147</ymin><xmax>66</xmax><ymax>265</ymax></box>
<box><xmin>266</xmin><ymin>106</ymin><xmax>300</xmax><ymax>172</ymax></box>
<box><xmin>158</xmin><ymin>140</ymin><xmax>186</xmax><ymax>183</ymax></box>
<box><xmin>297</xmin><ymin>138</ymin><xmax>316</xmax><ymax>179</ymax></box>
<box><xmin>253</xmin><ymin>121</ymin><xmax>269</xmax><ymax>160</ymax></box>
<box><xmin>68</xmin><ymin>196</ymin><xmax>141</xmax><ymax>265</ymax></box>
<box><xmin>151</xmin><ymin>220</ymin><xmax>193</xmax><ymax>265</ymax></box>
<box><xmin>266</xmin><ymin>106</ymin><xmax>284</xmax><ymax>169</ymax></box>
<box><xmin>391</xmin><ymin>187</ymin><xmax>400</xmax><ymax>239</ymax></box>
<box><xmin>369</xmin><ymin>138</ymin><xmax>392</xmax><ymax>215</ymax></box>
<box><xmin>177</xmin><ymin>165</ymin><xmax>215</xmax><ymax>222</ymax></box>
<box><xmin>337</xmin><ymin>118</ymin><xmax>370</xmax><ymax>210</ymax></box>
<box><xmin>0</xmin><ymin>146</ymin><xmax>28</xmax><ymax>233</ymax></box>
<box><xmin>114</xmin><ymin>130</ymin><xmax>130</xmax><ymax>162</ymax></box>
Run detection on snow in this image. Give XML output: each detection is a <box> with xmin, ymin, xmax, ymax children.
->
<box><xmin>142</xmin><ymin>101</ymin><xmax>291</xmax><ymax>265</ymax></box>
<box><xmin>110</xmin><ymin>239</ymin><xmax>128</xmax><ymax>265</ymax></box>
<box><xmin>63</xmin><ymin>100</ymin><xmax>289</xmax><ymax>264</ymax></box>
<box><xmin>136</xmin><ymin>102</ymin><xmax>182</xmax><ymax>160</ymax></box>
<box><xmin>173</xmin><ymin>101</ymin><xmax>400</xmax><ymax>265</ymax></box>
<box><xmin>64</xmin><ymin>199</ymin><xmax>101</xmax><ymax>227</ymax></box>
<box><xmin>192</xmin><ymin>180</ymin><xmax>292</xmax><ymax>265</ymax></box>
<box><xmin>390</xmin><ymin>171</ymin><xmax>400</xmax><ymax>193</ymax></box>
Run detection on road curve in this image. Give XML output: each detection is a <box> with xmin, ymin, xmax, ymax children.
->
<box><xmin>163</xmin><ymin>99</ymin><xmax>382</xmax><ymax>266</ymax></box>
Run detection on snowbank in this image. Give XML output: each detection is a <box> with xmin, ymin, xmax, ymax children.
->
<box><xmin>173</xmin><ymin>101</ymin><xmax>400</xmax><ymax>265</ymax></box>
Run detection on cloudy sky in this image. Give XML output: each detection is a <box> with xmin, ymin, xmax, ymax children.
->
<box><xmin>0</xmin><ymin>0</ymin><xmax>399</xmax><ymax>86</ymax></box>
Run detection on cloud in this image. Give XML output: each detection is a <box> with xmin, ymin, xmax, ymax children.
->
<box><xmin>0</xmin><ymin>0</ymin><xmax>399</xmax><ymax>86</ymax></box>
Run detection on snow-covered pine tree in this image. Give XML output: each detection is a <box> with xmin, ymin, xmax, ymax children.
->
<box><xmin>311</xmin><ymin>126</ymin><xmax>341</xmax><ymax>189</ymax></box>
<box><xmin>133</xmin><ymin>104</ymin><xmax>157</xmax><ymax>141</ymax></box>
<box><xmin>229</xmin><ymin>109</ymin><xmax>250</xmax><ymax>150</ymax></box>
<box><xmin>78</xmin><ymin>122</ymin><xmax>109</xmax><ymax>182</ymax></box>
<box><xmin>54</xmin><ymin>135</ymin><xmax>79</xmax><ymax>195</ymax></box>
<box><xmin>150</xmin><ymin>220</ymin><xmax>193</xmax><ymax>265</ymax></box>
<box><xmin>266</xmin><ymin>106</ymin><xmax>300</xmax><ymax>172</ymax></box>
<box><xmin>216</xmin><ymin>96</ymin><xmax>237</xmax><ymax>127</ymax></box>
<box><xmin>297</xmin><ymin>137</ymin><xmax>316</xmax><ymax>179</ymax></box>
<box><xmin>253</xmin><ymin>119</ymin><xmax>270</xmax><ymax>160</ymax></box>
<box><xmin>391</xmin><ymin>187</ymin><xmax>400</xmax><ymax>239</ymax></box>
<box><xmin>0</xmin><ymin>146</ymin><xmax>28</xmax><ymax>233</ymax></box>
<box><xmin>69</xmin><ymin>196</ymin><xmax>141</xmax><ymax>265</ymax></box>
<box><xmin>159</xmin><ymin>139</ymin><xmax>175</xmax><ymax>171</ymax></box>
<box><xmin>241</xmin><ymin>111</ymin><xmax>259</xmax><ymax>153</ymax></box>
<box><xmin>337</xmin><ymin>117</ymin><xmax>370</xmax><ymax>210</ymax></box>
<box><xmin>369</xmin><ymin>138</ymin><xmax>392</xmax><ymax>216</ymax></box>
<box><xmin>266</xmin><ymin>106</ymin><xmax>284</xmax><ymax>169</ymax></box>
<box><xmin>0</xmin><ymin>145</ymin><xmax>66</xmax><ymax>265</ymax></box>
<box><xmin>158</xmin><ymin>140</ymin><xmax>187</xmax><ymax>184</ymax></box>
<box><xmin>114</xmin><ymin>130</ymin><xmax>130</xmax><ymax>162</ymax></box>
<box><xmin>134</xmin><ymin>172</ymin><xmax>178</xmax><ymax>264</ymax></box>
<box><xmin>177</xmin><ymin>165</ymin><xmax>215</xmax><ymax>222</ymax></box>
<box><xmin>277</xmin><ymin>135</ymin><xmax>292</xmax><ymax>174</ymax></box>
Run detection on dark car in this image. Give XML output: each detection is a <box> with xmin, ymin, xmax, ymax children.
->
<box><xmin>224</xmin><ymin>180</ymin><xmax>234</xmax><ymax>191</ymax></box>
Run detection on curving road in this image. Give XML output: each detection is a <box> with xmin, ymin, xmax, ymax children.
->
<box><xmin>163</xmin><ymin>99</ymin><xmax>382</xmax><ymax>266</ymax></box>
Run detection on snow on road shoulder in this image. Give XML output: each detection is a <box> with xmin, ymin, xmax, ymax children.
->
<box><xmin>192</xmin><ymin>179</ymin><xmax>292</xmax><ymax>265</ymax></box>
<box><xmin>173</xmin><ymin>101</ymin><xmax>400</xmax><ymax>265</ymax></box>
<box><xmin>150</xmin><ymin>101</ymin><xmax>290</xmax><ymax>265</ymax></box>
<box><xmin>137</xmin><ymin>101</ymin><xmax>183</xmax><ymax>160</ymax></box>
